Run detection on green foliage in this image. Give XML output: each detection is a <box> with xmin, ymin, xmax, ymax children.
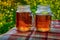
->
<box><xmin>0</xmin><ymin>0</ymin><xmax>16</xmax><ymax>34</ymax></box>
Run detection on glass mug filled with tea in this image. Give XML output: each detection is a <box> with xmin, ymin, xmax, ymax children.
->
<box><xmin>35</xmin><ymin>5</ymin><xmax>52</xmax><ymax>32</ymax></box>
<box><xmin>16</xmin><ymin>5</ymin><xmax>32</xmax><ymax>32</ymax></box>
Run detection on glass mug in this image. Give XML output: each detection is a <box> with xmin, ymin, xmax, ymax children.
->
<box><xmin>35</xmin><ymin>5</ymin><xmax>52</xmax><ymax>32</ymax></box>
<box><xmin>16</xmin><ymin>5</ymin><xmax>32</xmax><ymax>32</ymax></box>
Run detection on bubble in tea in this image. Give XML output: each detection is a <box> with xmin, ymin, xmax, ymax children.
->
<box><xmin>36</xmin><ymin>14</ymin><xmax>51</xmax><ymax>32</ymax></box>
<box><xmin>16</xmin><ymin>12</ymin><xmax>32</xmax><ymax>32</ymax></box>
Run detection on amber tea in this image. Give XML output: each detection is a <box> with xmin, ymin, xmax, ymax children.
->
<box><xmin>36</xmin><ymin>14</ymin><xmax>51</xmax><ymax>32</ymax></box>
<box><xmin>16</xmin><ymin>12</ymin><xmax>32</xmax><ymax>32</ymax></box>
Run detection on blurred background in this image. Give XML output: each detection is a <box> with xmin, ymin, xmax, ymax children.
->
<box><xmin>0</xmin><ymin>0</ymin><xmax>60</xmax><ymax>34</ymax></box>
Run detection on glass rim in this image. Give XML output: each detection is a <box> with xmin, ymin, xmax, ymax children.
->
<box><xmin>37</xmin><ymin>5</ymin><xmax>50</xmax><ymax>8</ymax></box>
<box><xmin>17</xmin><ymin>5</ymin><xmax>30</xmax><ymax>8</ymax></box>
<box><xmin>36</xmin><ymin>13</ymin><xmax>52</xmax><ymax>15</ymax></box>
